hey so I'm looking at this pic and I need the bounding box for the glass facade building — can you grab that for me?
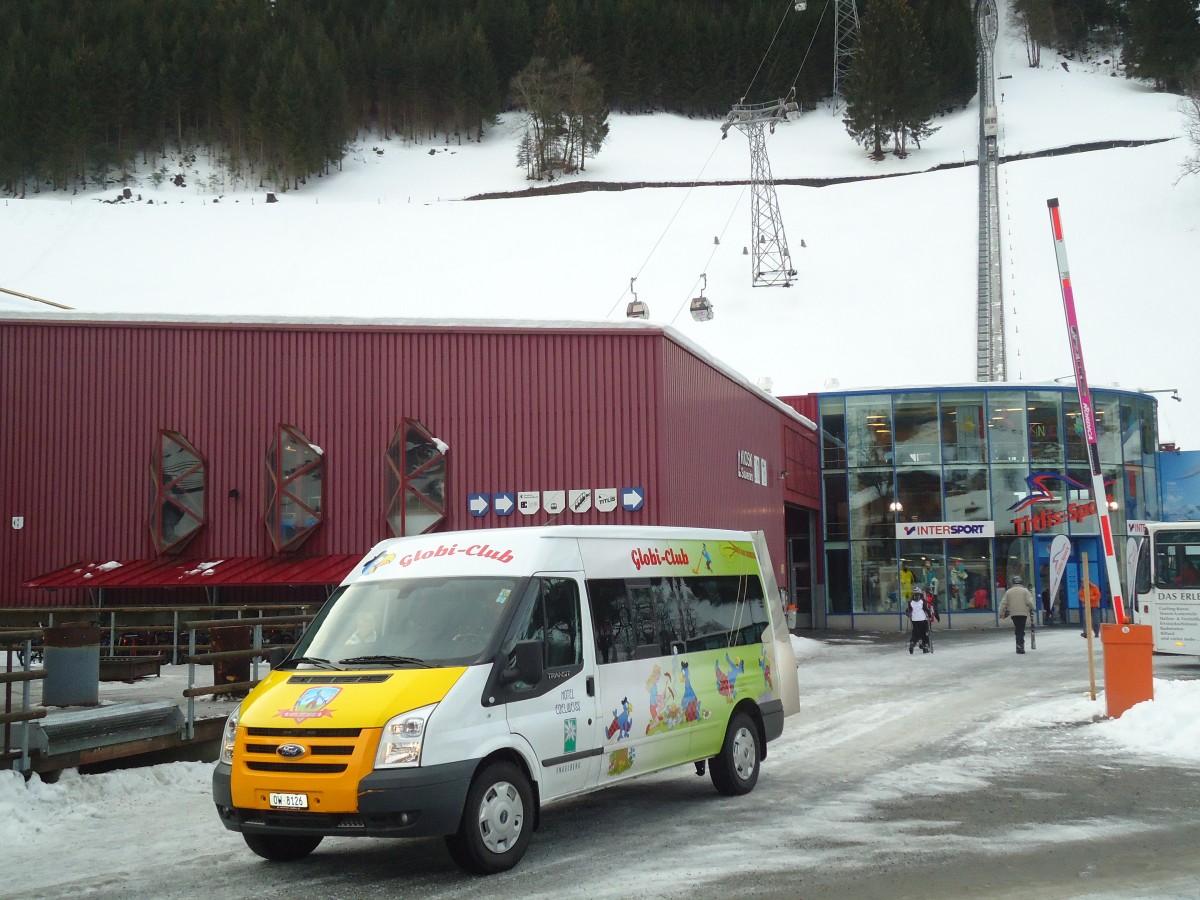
[819,385,1160,629]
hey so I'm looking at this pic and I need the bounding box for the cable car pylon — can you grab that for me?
[721,91,799,288]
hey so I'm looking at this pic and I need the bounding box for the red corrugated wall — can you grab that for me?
[1,318,816,607]
[657,340,800,581]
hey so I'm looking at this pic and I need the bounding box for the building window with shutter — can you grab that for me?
[386,419,446,536]
[150,430,207,554]
[266,424,324,552]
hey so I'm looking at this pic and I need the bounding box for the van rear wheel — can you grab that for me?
[445,761,533,874]
[709,711,760,796]
[243,832,322,861]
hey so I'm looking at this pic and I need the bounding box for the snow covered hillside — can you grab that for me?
[1,1,1197,447]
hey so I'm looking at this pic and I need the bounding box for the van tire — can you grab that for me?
[242,832,322,861]
[709,711,760,796]
[445,761,533,874]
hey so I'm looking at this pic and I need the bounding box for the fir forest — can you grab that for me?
[0,0,1188,194]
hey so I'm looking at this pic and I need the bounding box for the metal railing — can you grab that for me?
[0,604,317,665]
[0,605,318,765]
[180,614,314,739]
[1,629,48,772]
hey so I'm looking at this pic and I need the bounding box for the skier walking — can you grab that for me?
[907,587,936,654]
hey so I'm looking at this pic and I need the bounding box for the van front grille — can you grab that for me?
[246,727,362,738]
[245,761,348,774]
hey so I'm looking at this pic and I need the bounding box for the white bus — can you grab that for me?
[1132,522,1200,654]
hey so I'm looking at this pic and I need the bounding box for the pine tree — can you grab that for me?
[841,0,936,160]
[911,0,976,110]
[1124,0,1200,92]
[889,0,938,156]
[1178,64,1200,180]
[1011,0,1054,67]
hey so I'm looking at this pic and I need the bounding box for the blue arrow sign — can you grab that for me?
[621,486,644,511]
[467,493,490,517]
[494,492,516,516]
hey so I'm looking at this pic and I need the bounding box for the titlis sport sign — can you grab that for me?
[896,521,996,540]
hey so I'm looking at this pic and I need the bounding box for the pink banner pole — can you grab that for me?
[1046,198,1126,625]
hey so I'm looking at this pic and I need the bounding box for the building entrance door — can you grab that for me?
[1034,535,1101,626]
[787,510,815,629]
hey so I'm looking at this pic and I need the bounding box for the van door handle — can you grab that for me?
[586,676,595,696]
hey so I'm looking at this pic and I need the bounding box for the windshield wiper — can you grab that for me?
[280,656,343,670]
[339,654,432,668]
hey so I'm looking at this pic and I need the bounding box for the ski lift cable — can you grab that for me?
[743,0,828,104]
[741,0,797,104]
[609,0,827,321]
[787,0,830,96]
[667,186,749,327]
[605,136,729,319]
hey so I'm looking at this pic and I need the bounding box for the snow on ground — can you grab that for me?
[2,631,1197,894]
[2,0,1199,447]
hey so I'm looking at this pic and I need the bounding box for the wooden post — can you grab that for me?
[1082,553,1097,701]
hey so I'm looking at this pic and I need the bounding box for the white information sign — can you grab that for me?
[568,489,591,514]
[517,491,540,515]
[543,490,566,515]
[896,521,996,540]
[594,488,617,513]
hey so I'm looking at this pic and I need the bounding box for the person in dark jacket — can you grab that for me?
[999,575,1036,654]
[907,587,937,654]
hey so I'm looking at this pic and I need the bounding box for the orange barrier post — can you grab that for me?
[1100,623,1154,718]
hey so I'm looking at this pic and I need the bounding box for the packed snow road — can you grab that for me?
[6,627,1200,899]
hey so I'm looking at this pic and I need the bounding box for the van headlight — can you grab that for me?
[375,704,436,768]
[219,704,241,764]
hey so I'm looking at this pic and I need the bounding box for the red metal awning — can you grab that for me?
[24,555,362,590]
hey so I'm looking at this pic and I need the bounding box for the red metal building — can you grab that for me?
[1,314,820,613]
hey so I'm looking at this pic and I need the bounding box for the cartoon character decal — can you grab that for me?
[644,664,675,735]
[680,660,702,722]
[606,697,634,741]
[759,644,773,691]
[607,746,636,776]
[715,654,745,702]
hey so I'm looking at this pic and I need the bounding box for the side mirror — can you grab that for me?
[501,639,543,686]
[267,646,287,668]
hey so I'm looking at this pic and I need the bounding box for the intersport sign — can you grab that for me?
[895,521,996,540]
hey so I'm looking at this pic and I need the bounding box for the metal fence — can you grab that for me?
[0,605,317,772]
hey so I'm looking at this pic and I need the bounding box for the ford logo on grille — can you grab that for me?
[277,743,307,759]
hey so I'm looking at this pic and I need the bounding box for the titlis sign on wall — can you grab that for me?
[737,449,768,486]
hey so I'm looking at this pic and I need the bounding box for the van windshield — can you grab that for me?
[289,576,522,668]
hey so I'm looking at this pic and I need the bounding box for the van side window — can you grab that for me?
[510,577,582,669]
[585,575,768,664]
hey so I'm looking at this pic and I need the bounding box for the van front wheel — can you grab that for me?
[709,711,760,796]
[243,832,322,861]
[445,761,533,874]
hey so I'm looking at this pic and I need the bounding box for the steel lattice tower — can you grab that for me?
[832,0,862,111]
[975,0,1005,380]
[721,97,799,287]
